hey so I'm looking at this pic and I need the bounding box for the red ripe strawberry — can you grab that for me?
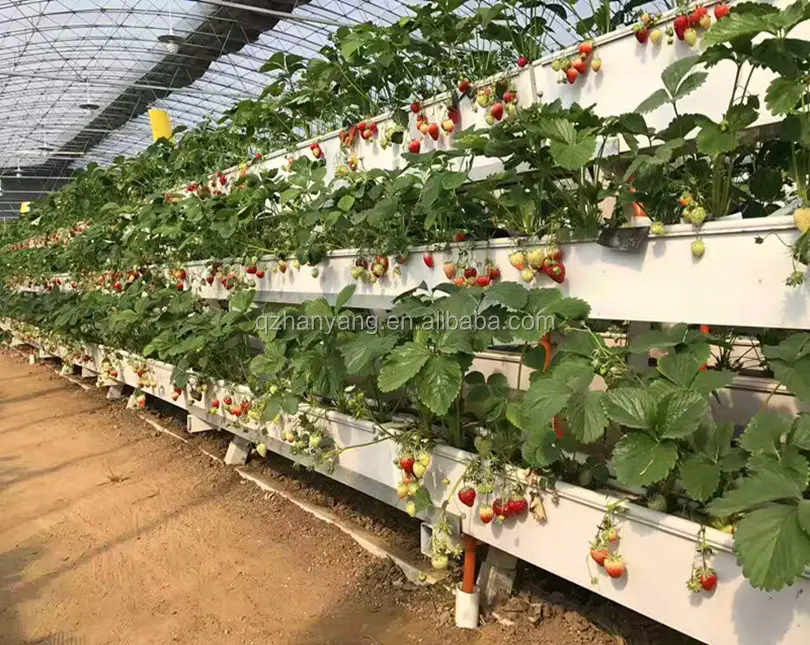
[219,176,227,186]
[507,497,528,516]
[548,247,564,261]
[503,91,515,104]
[454,232,467,242]
[358,121,367,131]
[490,102,504,121]
[443,263,457,280]
[176,282,184,291]
[255,152,262,159]
[674,14,689,38]
[400,456,415,475]
[109,370,118,378]
[579,41,594,56]
[458,79,470,93]
[458,487,476,507]
[635,26,649,43]
[177,269,187,280]
[246,265,257,275]
[699,569,718,592]
[369,122,378,134]
[211,399,220,408]
[423,253,434,268]
[573,58,587,75]
[463,267,477,279]
[255,270,265,279]
[224,396,233,406]
[517,56,529,68]
[479,505,495,524]
[548,263,566,284]
[428,123,440,140]
[408,140,421,154]
[590,546,610,567]
[476,275,491,288]
[604,555,626,579]
[714,3,730,19]
[205,275,214,285]
[488,266,501,280]
[492,498,511,520]
[113,281,123,292]
[566,67,579,84]
[231,407,242,417]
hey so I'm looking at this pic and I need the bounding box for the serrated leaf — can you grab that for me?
[628,324,688,354]
[659,389,709,439]
[657,352,701,387]
[602,388,655,429]
[791,415,810,450]
[747,450,809,490]
[416,355,463,415]
[692,369,734,394]
[680,455,721,502]
[549,296,591,320]
[732,504,810,591]
[480,281,528,312]
[636,88,670,115]
[612,433,678,487]
[334,284,356,311]
[566,390,607,444]
[549,137,597,170]
[674,72,707,101]
[770,356,810,402]
[697,122,739,156]
[340,333,399,375]
[436,329,474,354]
[708,469,803,516]
[703,12,779,47]
[521,377,571,431]
[662,56,701,96]
[799,500,810,537]
[740,412,791,454]
[441,171,468,190]
[250,341,287,375]
[377,342,432,392]
[522,428,562,468]
[337,194,355,212]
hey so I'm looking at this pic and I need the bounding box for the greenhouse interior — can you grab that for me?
[2,1,810,644]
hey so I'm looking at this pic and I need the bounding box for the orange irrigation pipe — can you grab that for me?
[462,534,477,593]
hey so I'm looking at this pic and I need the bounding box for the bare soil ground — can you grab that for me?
[0,350,694,645]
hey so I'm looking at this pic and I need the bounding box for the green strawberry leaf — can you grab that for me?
[732,504,810,591]
[708,468,803,516]
[377,342,432,392]
[657,352,701,387]
[415,355,463,415]
[692,369,734,395]
[739,412,791,454]
[602,387,655,429]
[612,433,678,487]
[658,389,708,439]
[679,455,721,502]
[565,389,608,444]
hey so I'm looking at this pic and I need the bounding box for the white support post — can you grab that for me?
[106,383,124,400]
[187,414,216,434]
[224,435,251,465]
[476,546,518,612]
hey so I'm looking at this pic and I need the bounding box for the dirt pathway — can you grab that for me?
[0,351,688,645]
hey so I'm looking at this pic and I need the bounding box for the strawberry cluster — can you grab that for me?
[509,246,566,284]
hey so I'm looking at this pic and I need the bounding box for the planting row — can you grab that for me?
[4,307,810,645]
[4,1,810,299]
[3,279,810,597]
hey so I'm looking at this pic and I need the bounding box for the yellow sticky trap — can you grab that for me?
[148,109,173,142]
[20,201,30,215]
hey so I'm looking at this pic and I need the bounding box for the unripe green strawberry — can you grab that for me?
[405,501,417,517]
[431,554,449,569]
[647,493,668,513]
[688,206,707,225]
[684,28,698,47]
[650,221,665,235]
[691,239,705,259]
[520,268,536,283]
[794,207,810,233]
